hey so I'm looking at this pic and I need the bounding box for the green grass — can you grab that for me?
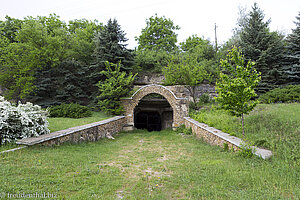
[47,111,111,132]
[191,103,300,167]
[0,143,19,152]
[1,129,299,199]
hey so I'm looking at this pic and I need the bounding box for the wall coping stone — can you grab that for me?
[184,117,273,160]
[16,116,125,146]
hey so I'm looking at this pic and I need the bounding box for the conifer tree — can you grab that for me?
[91,18,133,72]
[239,3,285,93]
[284,12,300,85]
[88,19,134,100]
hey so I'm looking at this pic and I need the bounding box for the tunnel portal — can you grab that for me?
[134,94,173,131]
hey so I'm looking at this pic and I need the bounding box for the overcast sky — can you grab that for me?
[1,0,299,49]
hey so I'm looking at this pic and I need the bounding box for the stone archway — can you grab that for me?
[121,84,189,131]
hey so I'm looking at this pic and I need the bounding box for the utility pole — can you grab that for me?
[214,23,218,52]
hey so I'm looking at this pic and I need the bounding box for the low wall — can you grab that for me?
[17,116,126,146]
[184,117,272,159]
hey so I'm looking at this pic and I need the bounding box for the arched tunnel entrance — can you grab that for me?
[134,93,173,131]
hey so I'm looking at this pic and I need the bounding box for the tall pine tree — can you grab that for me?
[239,3,285,93]
[91,18,133,71]
[88,19,134,100]
[284,12,300,85]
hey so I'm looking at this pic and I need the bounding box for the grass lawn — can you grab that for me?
[47,111,111,132]
[191,103,300,166]
[1,128,299,199]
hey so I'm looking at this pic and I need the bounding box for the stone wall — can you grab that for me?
[121,84,189,130]
[184,117,240,151]
[17,116,126,146]
[134,73,165,85]
[184,117,273,159]
[133,73,216,100]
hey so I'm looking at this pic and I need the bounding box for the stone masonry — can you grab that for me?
[17,116,126,146]
[184,117,273,159]
[121,84,189,130]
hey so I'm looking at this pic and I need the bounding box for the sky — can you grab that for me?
[1,0,299,49]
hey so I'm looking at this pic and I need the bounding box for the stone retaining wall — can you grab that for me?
[184,117,272,159]
[17,116,126,146]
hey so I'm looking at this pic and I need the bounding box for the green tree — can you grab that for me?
[136,14,180,52]
[238,3,285,93]
[180,35,219,81]
[89,18,134,100]
[0,42,43,101]
[91,18,133,70]
[284,11,300,85]
[0,16,23,43]
[68,19,103,65]
[97,62,136,115]
[163,54,208,104]
[134,49,171,72]
[215,47,261,136]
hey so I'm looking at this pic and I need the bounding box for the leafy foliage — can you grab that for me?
[48,103,92,118]
[134,49,171,72]
[176,124,193,135]
[97,62,136,115]
[259,85,300,103]
[238,142,255,158]
[0,14,103,105]
[136,14,180,52]
[163,54,209,104]
[0,96,49,145]
[215,46,261,136]
[180,35,219,81]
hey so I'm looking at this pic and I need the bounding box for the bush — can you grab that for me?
[176,124,193,135]
[259,85,300,103]
[189,93,212,110]
[48,103,92,118]
[238,142,255,158]
[0,96,49,145]
[199,93,211,104]
[97,62,136,115]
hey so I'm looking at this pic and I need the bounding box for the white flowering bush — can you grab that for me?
[0,96,50,145]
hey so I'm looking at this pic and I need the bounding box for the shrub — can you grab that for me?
[176,124,193,135]
[0,96,49,145]
[48,103,92,118]
[97,62,136,115]
[199,93,211,104]
[238,142,255,158]
[259,85,300,103]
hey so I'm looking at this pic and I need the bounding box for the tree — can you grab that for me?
[0,16,23,43]
[97,62,136,115]
[163,54,208,104]
[284,11,300,85]
[89,18,134,100]
[134,48,171,72]
[238,3,285,93]
[91,18,133,70]
[68,19,103,66]
[180,35,219,81]
[0,15,70,101]
[215,47,261,136]
[136,14,180,52]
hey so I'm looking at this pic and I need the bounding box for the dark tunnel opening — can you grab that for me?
[134,93,173,132]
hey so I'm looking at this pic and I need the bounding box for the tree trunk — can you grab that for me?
[241,114,245,137]
[186,86,198,109]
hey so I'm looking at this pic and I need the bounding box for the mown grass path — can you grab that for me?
[1,129,299,199]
